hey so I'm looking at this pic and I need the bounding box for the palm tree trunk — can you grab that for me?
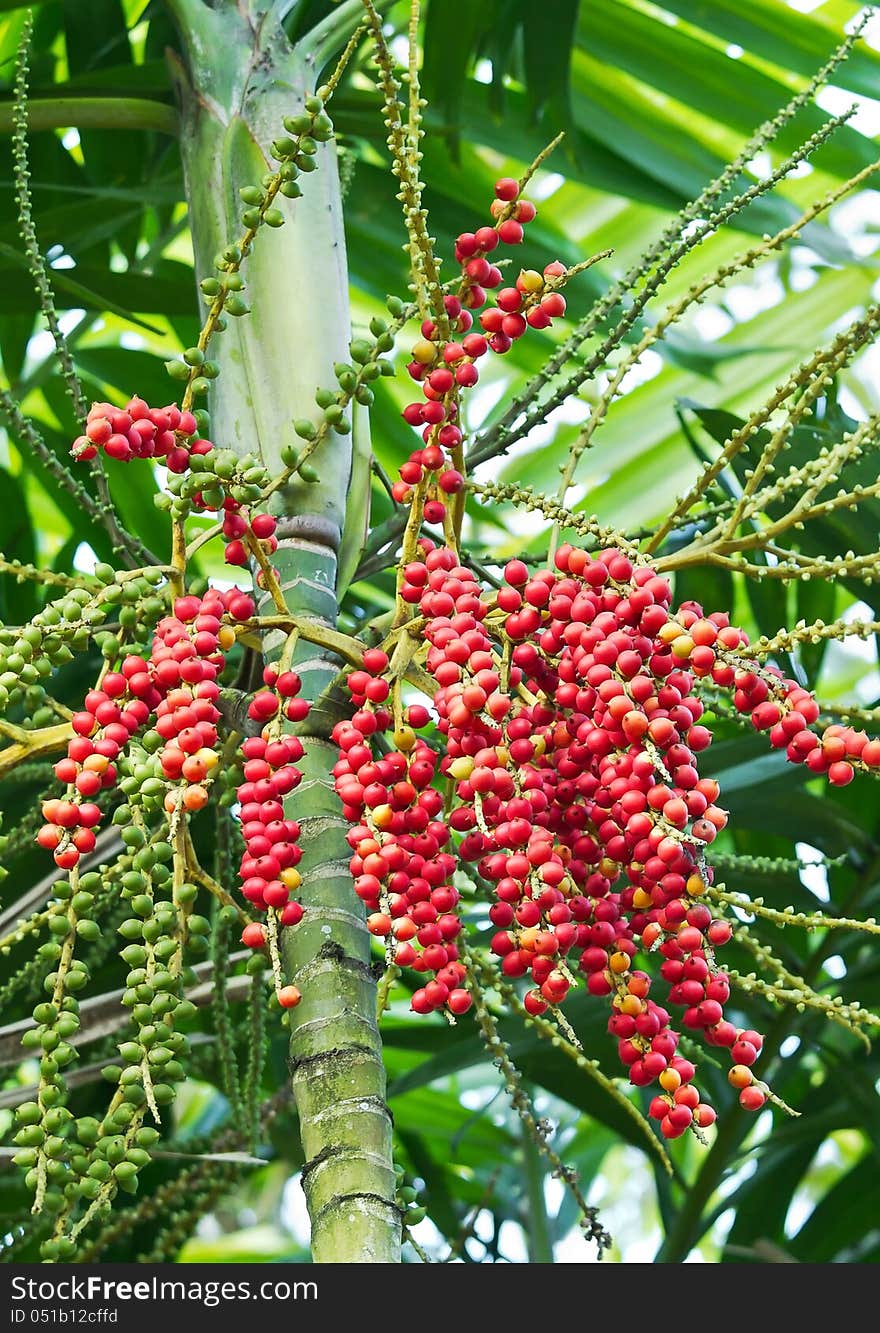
[168,0,400,1264]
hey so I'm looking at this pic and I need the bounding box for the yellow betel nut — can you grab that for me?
[411,338,437,364]
[659,1067,681,1093]
[518,268,544,293]
[280,868,302,891]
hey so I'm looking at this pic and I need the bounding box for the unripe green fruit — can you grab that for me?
[121,945,147,968]
[239,185,264,205]
[76,1117,100,1146]
[15,1101,41,1125]
[43,1107,72,1133]
[14,1126,44,1148]
[283,112,310,135]
[76,920,101,942]
[102,1064,123,1084]
[118,1042,142,1063]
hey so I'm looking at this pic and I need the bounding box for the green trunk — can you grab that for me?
[169,0,400,1264]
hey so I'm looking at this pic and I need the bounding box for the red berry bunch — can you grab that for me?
[392,179,567,528]
[332,646,470,1018]
[670,604,880,784]
[38,589,254,868]
[237,669,310,965]
[73,396,280,574]
[153,589,251,814]
[73,397,206,473]
[349,533,863,1134]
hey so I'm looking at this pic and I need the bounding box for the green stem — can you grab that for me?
[0,98,178,137]
[172,0,399,1264]
[520,1100,554,1263]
